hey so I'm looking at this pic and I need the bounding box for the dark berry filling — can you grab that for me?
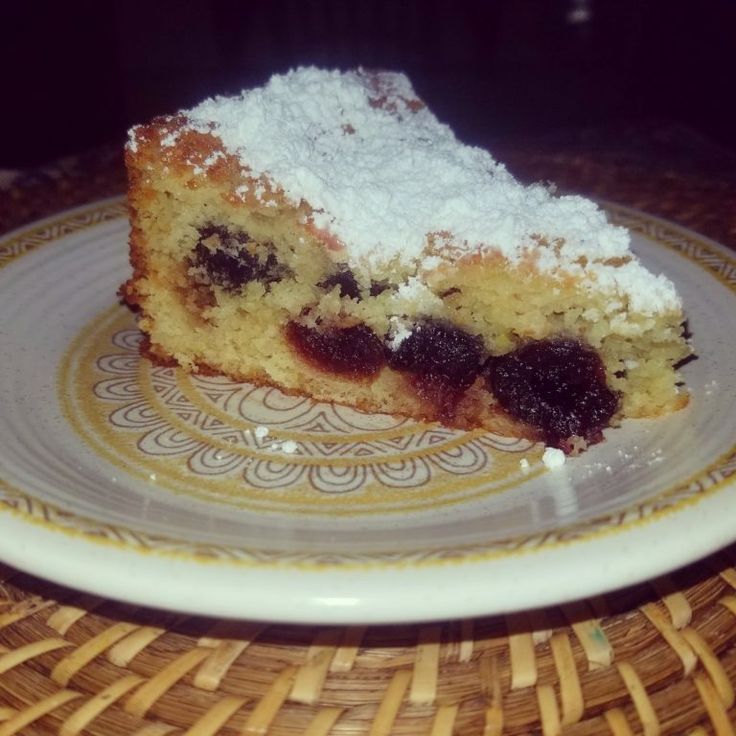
[485,338,619,451]
[190,224,290,291]
[317,267,392,301]
[387,319,484,420]
[369,280,391,296]
[285,321,385,379]
[318,267,362,300]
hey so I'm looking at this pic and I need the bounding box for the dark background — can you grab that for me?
[2,0,735,168]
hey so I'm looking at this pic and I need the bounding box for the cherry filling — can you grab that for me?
[387,320,484,420]
[285,322,385,379]
[190,224,289,291]
[317,266,393,301]
[318,267,361,300]
[285,316,616,446]
[485,338,619,450]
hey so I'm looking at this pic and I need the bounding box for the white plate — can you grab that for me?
[1,198,735,624]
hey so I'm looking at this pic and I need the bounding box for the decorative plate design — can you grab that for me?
[63,309,533,515]
[0,198,735,623]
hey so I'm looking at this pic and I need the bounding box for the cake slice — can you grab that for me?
[123,67,691,452]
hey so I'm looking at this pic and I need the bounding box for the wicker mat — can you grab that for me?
[1,132,735,735]
[1,551,736,735]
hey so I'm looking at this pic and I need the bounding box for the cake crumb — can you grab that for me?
[542,447,566,469]
[270,439,298,454]
[254,426,270,440]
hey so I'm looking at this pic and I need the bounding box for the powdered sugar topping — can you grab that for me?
[162,67,679,314]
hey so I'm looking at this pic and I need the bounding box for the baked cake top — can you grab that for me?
[128,67,680,315]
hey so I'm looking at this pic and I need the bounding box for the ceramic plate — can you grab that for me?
[1,198,735,624]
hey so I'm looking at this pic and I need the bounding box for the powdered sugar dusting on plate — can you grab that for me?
[153,67,680,314]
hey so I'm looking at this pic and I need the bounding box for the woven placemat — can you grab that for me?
[1,131,735,735]
[1,551,736,735]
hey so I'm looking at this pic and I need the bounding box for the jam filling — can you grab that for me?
[285,315,617,446]
[190,224,290,291]
[285,321,385,379]
[318,267,361,300]
[485,338,619,451]
[386,319,484,420]
[318,266,393,301]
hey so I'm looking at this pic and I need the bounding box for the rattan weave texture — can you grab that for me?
[1,553,736,735]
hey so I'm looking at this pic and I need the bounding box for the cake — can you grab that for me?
[123,67,691,453]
